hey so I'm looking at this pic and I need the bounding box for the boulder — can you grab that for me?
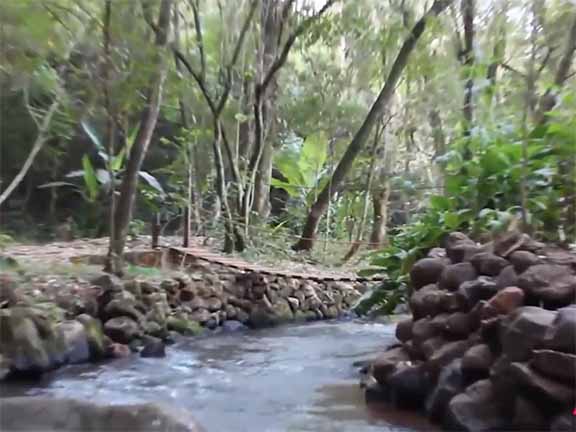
[429,313,450,331]
[532,349,576,384]
[0,307,67,375]
[543,305,576,353]
[511,395,547,431]
[58,320,90,364]
[447,380,509,432]
[445,312,475,337]
[470,252,510,276]
[421,336,447,360]
[0,397,202,431]
[412,318,438,348]
[76,314,106,359]
[427,340,471,372]
[140,337,166,358]
[509,250,540,274]
[103,298,143,323]
[426,359,467,421]
[445,232,480,263]
[166,315,203,336]
[103,317,141,344]
[495,265,519,291]
[517,264,576,307]
[500,306,557,362]
[190,309,211,324]
[108,343,131,358]
[179,289,195,302]
[371,346,410,385]
[410,258,447,290]
[221,320,248,332]
[395,319,413,342]
[206,297,223,312]
[461,344,493,377]
[386,363,431,410]
[439,263,478,291]
[509,362,575,406]
[487,286,525,314]
[440,292,468,313]
[458,277,497,307]
[410,285,444,318]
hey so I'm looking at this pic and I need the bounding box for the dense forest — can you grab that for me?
[1,0,575,277]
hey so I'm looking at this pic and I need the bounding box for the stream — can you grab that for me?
[1,320,436,432]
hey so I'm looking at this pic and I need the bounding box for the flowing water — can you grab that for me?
[2,320,436,432]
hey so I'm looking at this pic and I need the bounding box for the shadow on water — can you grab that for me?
[1,320,437,432]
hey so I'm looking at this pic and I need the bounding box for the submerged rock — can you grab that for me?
[0,397,203,431]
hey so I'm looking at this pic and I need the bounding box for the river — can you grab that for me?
[1,320,436,432]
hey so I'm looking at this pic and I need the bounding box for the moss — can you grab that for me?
[166,316,203,336]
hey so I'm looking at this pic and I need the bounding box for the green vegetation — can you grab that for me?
[1,0,574,300]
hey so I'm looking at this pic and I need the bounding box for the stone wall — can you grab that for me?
[363,231,576,432]
[1,254,366,380]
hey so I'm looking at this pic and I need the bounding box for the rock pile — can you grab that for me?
[1,261,364,380]
[364,232,576,431]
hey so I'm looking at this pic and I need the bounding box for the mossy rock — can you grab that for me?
[166,316,203,336]
[76,314,106,359]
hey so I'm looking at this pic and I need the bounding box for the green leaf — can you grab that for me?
[430,195,452,211]
[82,155,99,202]
[443,212,460,230]
[111,148,126,172]
[299,132,328,187]
[81,121,103,151]
[138,171,165,197]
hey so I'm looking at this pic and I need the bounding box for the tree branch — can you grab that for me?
[259,0,337,96]
[215,0,259,115]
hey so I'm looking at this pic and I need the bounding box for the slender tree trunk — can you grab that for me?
[461,0,475,152]
[369,182,391,249]
[252,0,281,218]
[108,0,173,274]
[293,0,453,251]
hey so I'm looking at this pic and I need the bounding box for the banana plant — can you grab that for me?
[39,120,165,202]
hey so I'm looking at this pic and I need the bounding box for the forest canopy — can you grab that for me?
[1,0,575,276]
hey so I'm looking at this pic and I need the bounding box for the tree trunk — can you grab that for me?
[369,182,391,249]
[252,0,281,218]
[107,0,173,274]
[461,0,475,148]
[293,0,453,251]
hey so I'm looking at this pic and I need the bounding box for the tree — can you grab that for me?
[106,0,173,274]
[293,0,454,251]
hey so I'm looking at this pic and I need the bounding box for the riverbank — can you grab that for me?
[363,231,575,431]
[0,241,366,381]
[2,320,435,432]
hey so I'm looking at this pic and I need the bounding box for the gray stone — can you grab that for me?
[371,346,410,385]
[495,265,519,290]
[140,337,166,358]
[509,250,540,273]
[103,317,141,344]
[500,306,557,362]
[517,264,576,307]
[447,380,509,432]
[532,349,576,384]
[470,252,510,276]
[410,258,447,290]
[543,304,576,353]
[461,344,493,377]
[395,319,413,342]
[0,397,203,431]
[58,320,90,364]
[440,263,478,291]
[426,359,466,421]
[458,276,497,306]
[509,362,575,406]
